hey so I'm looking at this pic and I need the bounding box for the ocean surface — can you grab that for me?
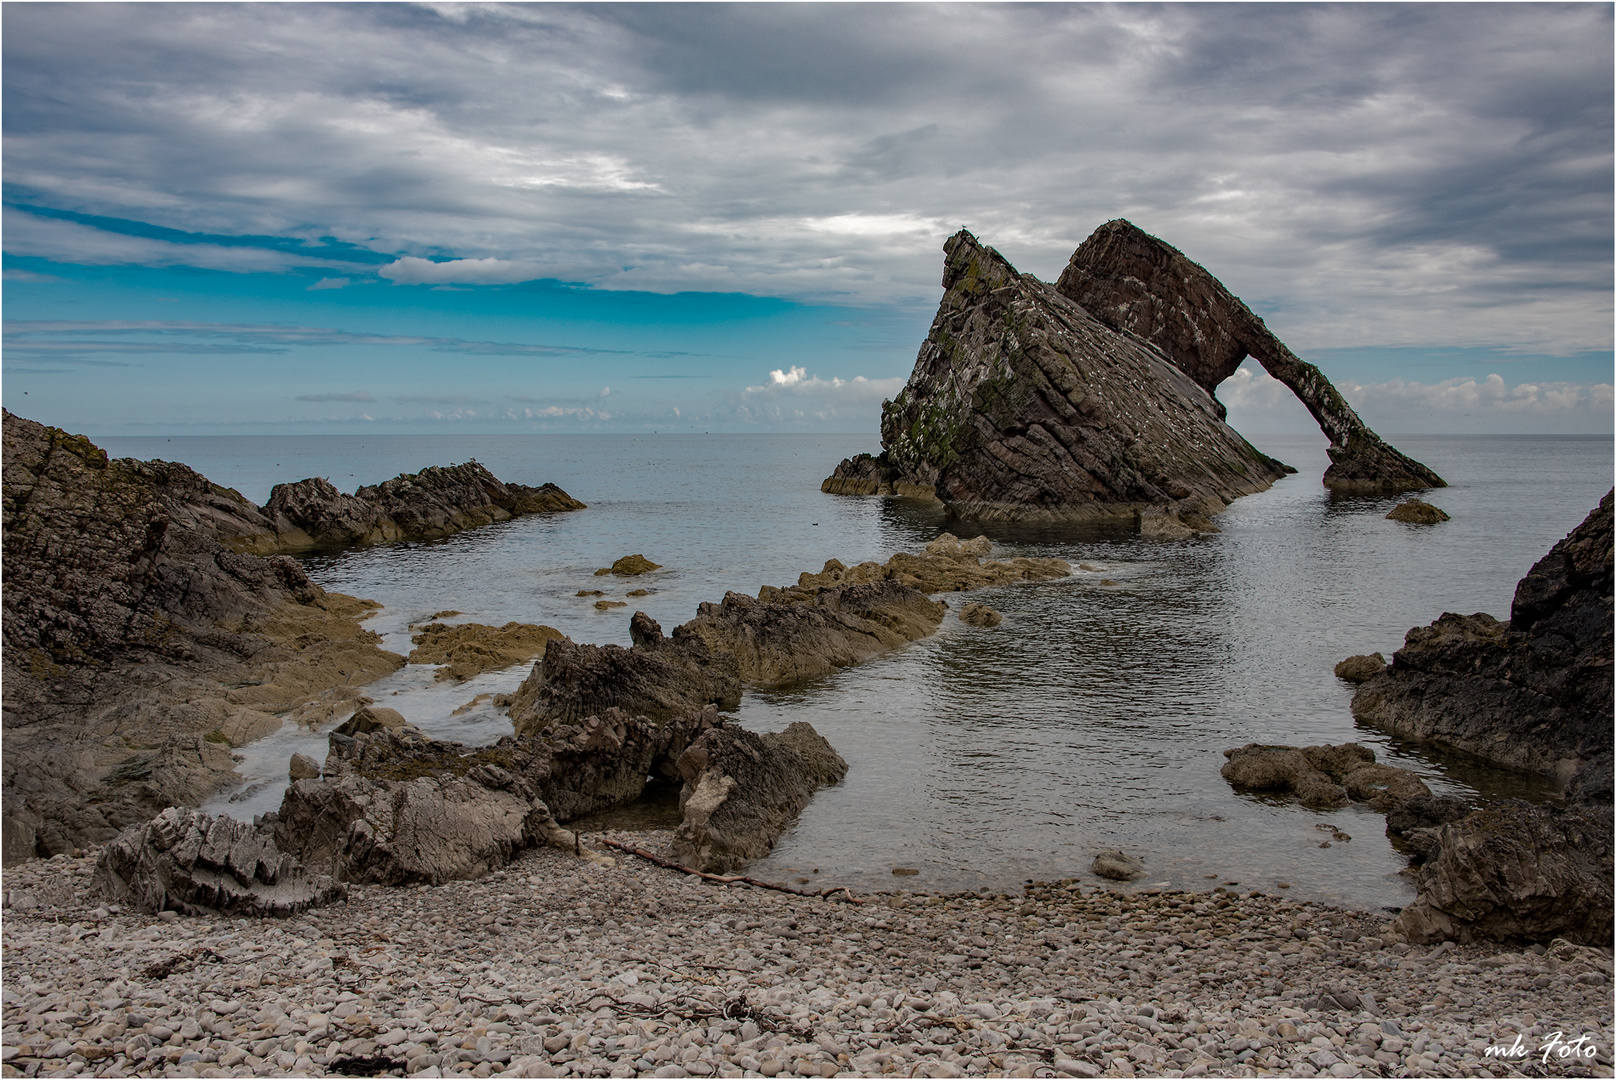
[99,431,1613,912]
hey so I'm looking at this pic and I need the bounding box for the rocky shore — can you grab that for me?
[5,841,1612,1080]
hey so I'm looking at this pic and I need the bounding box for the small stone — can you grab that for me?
[288,753,321,780]
[1386,500,1449,524]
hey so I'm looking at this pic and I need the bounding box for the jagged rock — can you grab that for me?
[1333,653,1386,682]
[1385,795,1475,864]
[287,754,321,781]
[1352,492,1613,785]
[279,705,829,882]
[1220,742,1428,812]
[1392,801,1614,946]
[825,231,1293,527]
[263,463,583,551]
[679,580,946,687]
[1055,219,1444,494]
[507,613,741,734]
[1,412,404,864]
[95,806,345,916]
[959,603,1003,628]
[820,453,937,499]
[1091,851,1145,881]
[593,554,661,576]
[1387,500,1450,524]
[407,621,564,681]
[664,721,848,874]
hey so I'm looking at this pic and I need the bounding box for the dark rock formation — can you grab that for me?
[820,453,937,499]
[1351,491,1613,785]
[1385,794,1475,864]
[507,613,742,735]
[665,721,848,874]
[278,706,837,882]
[1220,742,1429,811]
[827,231,1293,528]
[1392,801,1613,946]
[1055,219,1445,494]
[2,411,404,865]
[264,463,584,551]
[680,580,946,687]
[1387,500,1450,524]
[95,806,346,916]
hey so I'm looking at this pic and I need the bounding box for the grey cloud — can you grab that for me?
[2,3,1609,350]
[296,391,374,403]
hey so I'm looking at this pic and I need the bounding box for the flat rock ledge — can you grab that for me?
[94,807,345,918]
[7,843,1613,1080]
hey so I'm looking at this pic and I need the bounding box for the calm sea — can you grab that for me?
[98,431,1614,911]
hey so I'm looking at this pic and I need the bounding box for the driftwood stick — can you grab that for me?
[597,837,863,904]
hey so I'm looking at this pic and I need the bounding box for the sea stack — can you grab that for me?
[1056,219,1445,493]
[825,230,1293,532]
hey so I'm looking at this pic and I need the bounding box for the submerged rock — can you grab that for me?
[407,620,563,681]
[825,230,1293,527]
[264,463,583,551]
[1091,850,1145,881]
[1,411,404,866]
[594,554,662,576]
[959,602,1003,627]
[95,806,345,916]
[1386,499,1450,524]
[507,612,742,733]
[1351,491,1613,785]
[1056,219,1444,494]
[665,721,849,874]
[1220,742,1428,812]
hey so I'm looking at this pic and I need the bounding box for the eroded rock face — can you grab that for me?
[1055,219,1445,494]
[664,722,848,874]
[828,231,1292,527]
[95,806,345,916]
[507,613,742,734]
[1392,801,1614,946]
[264,463,584,551]
[1351,492,1613,785]
[1,412,404,865]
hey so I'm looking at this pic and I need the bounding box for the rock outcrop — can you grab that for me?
[277,705,839,882]
[1386,500,1450,524]
[95,806,346,916]
[264,464,584,551]
[407,621,564,681]
[1392,801,1613,946]
[825,231,1294,528]
[1220,742,1430,812]
[1351,491,1613,785]
[1055,219,1445,494]
[665,721,849,874]
[1333,653,1386,683]
[507,613,742,735]
[1,412,405,865]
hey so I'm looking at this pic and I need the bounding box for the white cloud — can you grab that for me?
[307,277,349,290]
[377,256,546,285]
[730,365,906,426]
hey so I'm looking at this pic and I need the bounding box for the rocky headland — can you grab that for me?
[0,412,585,866]
[823,231,1293,533]
[1341,493,1614,946]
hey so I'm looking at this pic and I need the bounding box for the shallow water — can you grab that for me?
[102,430,1610,910]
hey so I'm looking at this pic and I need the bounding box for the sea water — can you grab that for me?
[98,431,1613,911]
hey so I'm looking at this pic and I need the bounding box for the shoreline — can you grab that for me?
[4,833,1611,1080]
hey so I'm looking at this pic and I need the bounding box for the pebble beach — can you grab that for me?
[4,834,1611,1080]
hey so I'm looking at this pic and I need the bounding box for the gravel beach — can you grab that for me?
[4,834,1611,1079]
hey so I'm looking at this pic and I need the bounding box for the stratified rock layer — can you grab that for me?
[1,412,404,865]
[95,806,346,916]
[1351,492,1613,785]
[1056,219,1445,493]
[264,463,584,551]
[829,231,1292,527]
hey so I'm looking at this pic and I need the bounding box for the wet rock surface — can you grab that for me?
[94,807,345,918]
[408,622,564,682]
[1351,491,1613,783]
[1332,653,1385,683]
[7,844,1613,1079]
[958,604,1002,628]
[1220,743,1427,812]
[264,465,583,552]
[1386,500,1450,525]
[825,230,1293,527]
[1056,219,1445,495]
[1,412,404,866]
[507,614,742,733]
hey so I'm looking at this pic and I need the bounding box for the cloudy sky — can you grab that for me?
[4,2,1611,436]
